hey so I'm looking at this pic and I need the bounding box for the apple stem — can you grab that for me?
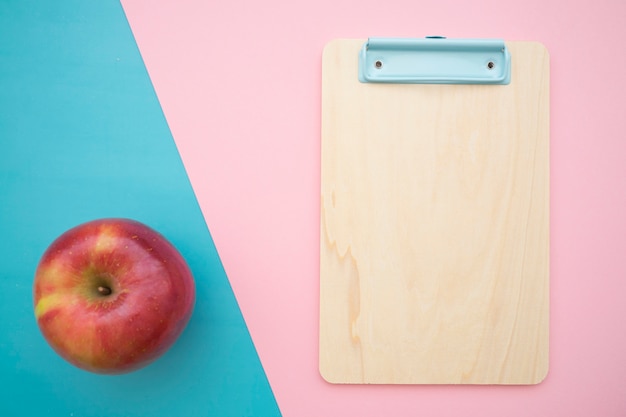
[97,286,112,296]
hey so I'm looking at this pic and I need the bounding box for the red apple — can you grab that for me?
[33,218,195,374]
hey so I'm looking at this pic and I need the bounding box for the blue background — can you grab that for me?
[0,1,280,416]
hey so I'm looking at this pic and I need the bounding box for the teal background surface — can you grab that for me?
[0,1,280,416]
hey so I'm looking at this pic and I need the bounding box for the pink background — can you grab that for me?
[119,1,626,416]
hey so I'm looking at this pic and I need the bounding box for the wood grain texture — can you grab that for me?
[319,40,549,384]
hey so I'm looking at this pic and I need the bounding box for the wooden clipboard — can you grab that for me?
[319,38,549,384]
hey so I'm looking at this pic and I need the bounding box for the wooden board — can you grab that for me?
[319,39,549,384]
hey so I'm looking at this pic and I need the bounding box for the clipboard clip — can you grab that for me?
[359,37,511,85]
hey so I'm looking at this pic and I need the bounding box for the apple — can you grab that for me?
[33,218,195,374]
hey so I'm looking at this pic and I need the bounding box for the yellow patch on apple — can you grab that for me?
[34,293,69,319]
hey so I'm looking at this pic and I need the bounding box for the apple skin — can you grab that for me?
[33,218,195,374]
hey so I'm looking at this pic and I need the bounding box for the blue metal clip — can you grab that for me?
[359,37,511,84]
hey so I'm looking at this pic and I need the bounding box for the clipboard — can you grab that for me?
[319,37,549,385]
